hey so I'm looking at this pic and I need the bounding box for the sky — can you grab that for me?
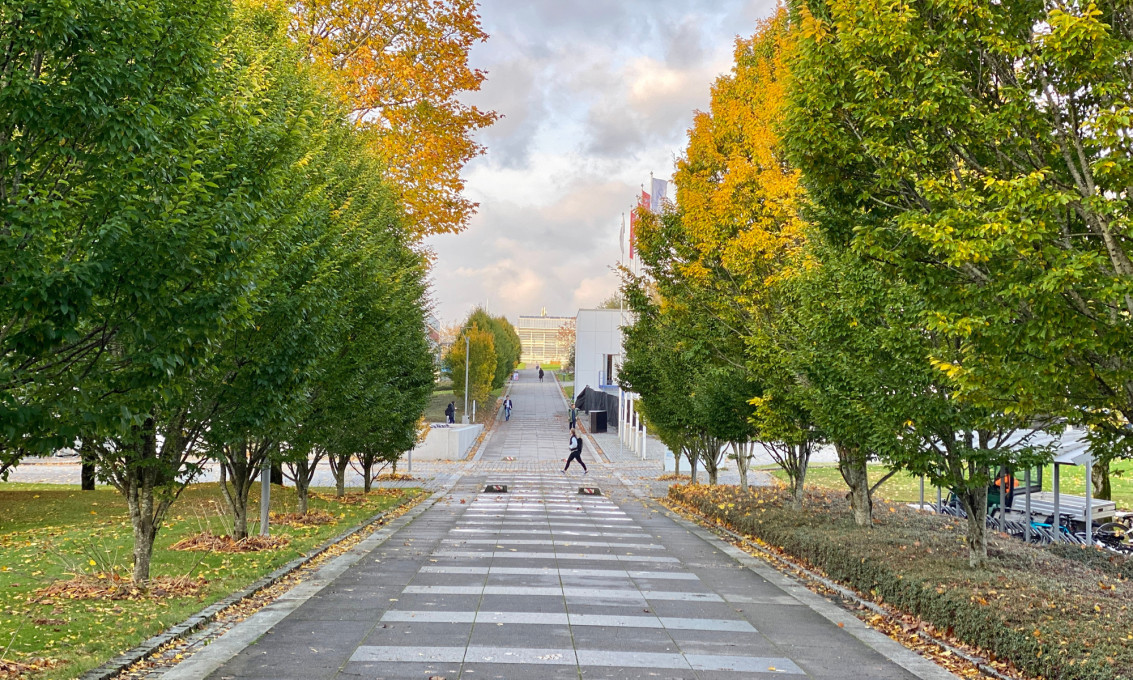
[425,0,779,325]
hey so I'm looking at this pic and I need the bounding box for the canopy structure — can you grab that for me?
[1006,428,1112,545]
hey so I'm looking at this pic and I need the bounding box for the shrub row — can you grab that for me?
[668,484,1131,680]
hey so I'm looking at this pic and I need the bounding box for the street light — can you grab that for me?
[462,334,470,424]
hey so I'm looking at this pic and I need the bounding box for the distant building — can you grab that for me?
[574,308,626,392]
[517,309,574,365]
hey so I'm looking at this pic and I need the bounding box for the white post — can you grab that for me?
[626,400,634,450]
[636,419,643,454]
[618,388,624,460]
[462,335,470,424]
[642,424,647,460]
[1084,458,1093,547]
[472,400,476,422]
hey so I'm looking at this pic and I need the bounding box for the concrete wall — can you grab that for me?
[575,308,625,394]
[410,423,483,461]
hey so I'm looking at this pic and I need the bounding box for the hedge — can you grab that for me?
[668,484,1131,680]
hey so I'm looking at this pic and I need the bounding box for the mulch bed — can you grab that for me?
[667,484,1132,680]
[32,573,207,603]
[169,532,289,553]
[0,658,63,679]
[270,510,336,527]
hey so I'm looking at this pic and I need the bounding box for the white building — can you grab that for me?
[574,308,626,393]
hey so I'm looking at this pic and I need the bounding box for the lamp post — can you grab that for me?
[462,334,470,424]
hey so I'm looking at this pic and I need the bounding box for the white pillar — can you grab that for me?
[641,424,648,460]
[627,400,636,450]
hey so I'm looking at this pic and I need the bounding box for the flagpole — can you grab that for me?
[618,214,624,464]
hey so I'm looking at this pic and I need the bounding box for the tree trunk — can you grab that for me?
[363,457,374,493]
[687,447,698,484]
[734,442,750,492]
[674,451,680,475]
[80,440,97,491]
[293,459,311,515]
[128,495,157,583]
[217,444,259,541]
[790,445,808,510]
[123,424,162,583]
[1092,458,1111,501]
[836,444,872,527]
[957,487,989,569]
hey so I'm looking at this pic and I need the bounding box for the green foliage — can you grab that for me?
[671,484,1132,680]
[460,308,521,389]
[786,0,1133,474]
[444,325,496,407]
[0,0,435,577]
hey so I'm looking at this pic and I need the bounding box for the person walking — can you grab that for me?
[568,405,577,429]
[445,401,455,424]
[503,396,513,421]
[563,428,587,474]
[538,367,545,382]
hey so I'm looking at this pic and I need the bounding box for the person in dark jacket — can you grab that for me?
[538,367,545,382]
[563,428,587,474]
[445,402,455,424]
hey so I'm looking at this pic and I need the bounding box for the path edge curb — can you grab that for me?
[79,489,434,680]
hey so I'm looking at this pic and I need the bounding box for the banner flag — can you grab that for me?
[629,210,636,260]
[619,214,625,261]
[650,178,667,212]
[630,189,649,260]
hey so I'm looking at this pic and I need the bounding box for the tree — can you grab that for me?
[461,308,521,389]
[445,325,496,411]
[786,0,1133,499]
[290,0,499,236]
[0,0,234,478]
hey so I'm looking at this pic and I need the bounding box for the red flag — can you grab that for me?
[630,189,650,260]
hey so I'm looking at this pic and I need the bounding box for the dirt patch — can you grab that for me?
[169,532,289,553]
[33,574,207,602]
[0,658,63,678]
[270,510,336,527]
[376,472,417,481]
[312,489,405,505]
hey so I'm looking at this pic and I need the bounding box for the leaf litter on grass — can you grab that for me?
[169,532,289,553]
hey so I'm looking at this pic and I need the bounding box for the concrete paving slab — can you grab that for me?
[144,368,961,680]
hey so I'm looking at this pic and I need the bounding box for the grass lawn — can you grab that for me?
[767,460,1133,510]
[424,387,503,424]
[0,482,418,679]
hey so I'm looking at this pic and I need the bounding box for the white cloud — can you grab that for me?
[430,0,780,325]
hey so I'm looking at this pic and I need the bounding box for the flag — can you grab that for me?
[650,178,667,212]
[629,211,636,260]
[630,189,649,260]
[619,214,625,261]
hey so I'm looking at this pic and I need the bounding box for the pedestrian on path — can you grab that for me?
[568,405,577,429]
[503,396,513,421]
[563,428,587,474]
[538,367,545,382]
[445,401,455,424]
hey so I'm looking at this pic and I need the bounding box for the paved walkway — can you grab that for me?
[143,369,960,680]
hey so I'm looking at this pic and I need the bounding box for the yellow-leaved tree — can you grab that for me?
[291,0,499,237]
[673,5,804,321]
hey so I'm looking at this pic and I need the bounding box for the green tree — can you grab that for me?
[461,308,521,389]
[444,325,496,415]
[786,0,1133,499]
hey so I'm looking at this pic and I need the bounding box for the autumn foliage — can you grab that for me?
[292,0,499,237]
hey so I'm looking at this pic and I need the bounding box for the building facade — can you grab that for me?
[574,308,626,392]
[517,311,575,365]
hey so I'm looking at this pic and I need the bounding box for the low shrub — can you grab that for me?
[668,484,1131,680]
